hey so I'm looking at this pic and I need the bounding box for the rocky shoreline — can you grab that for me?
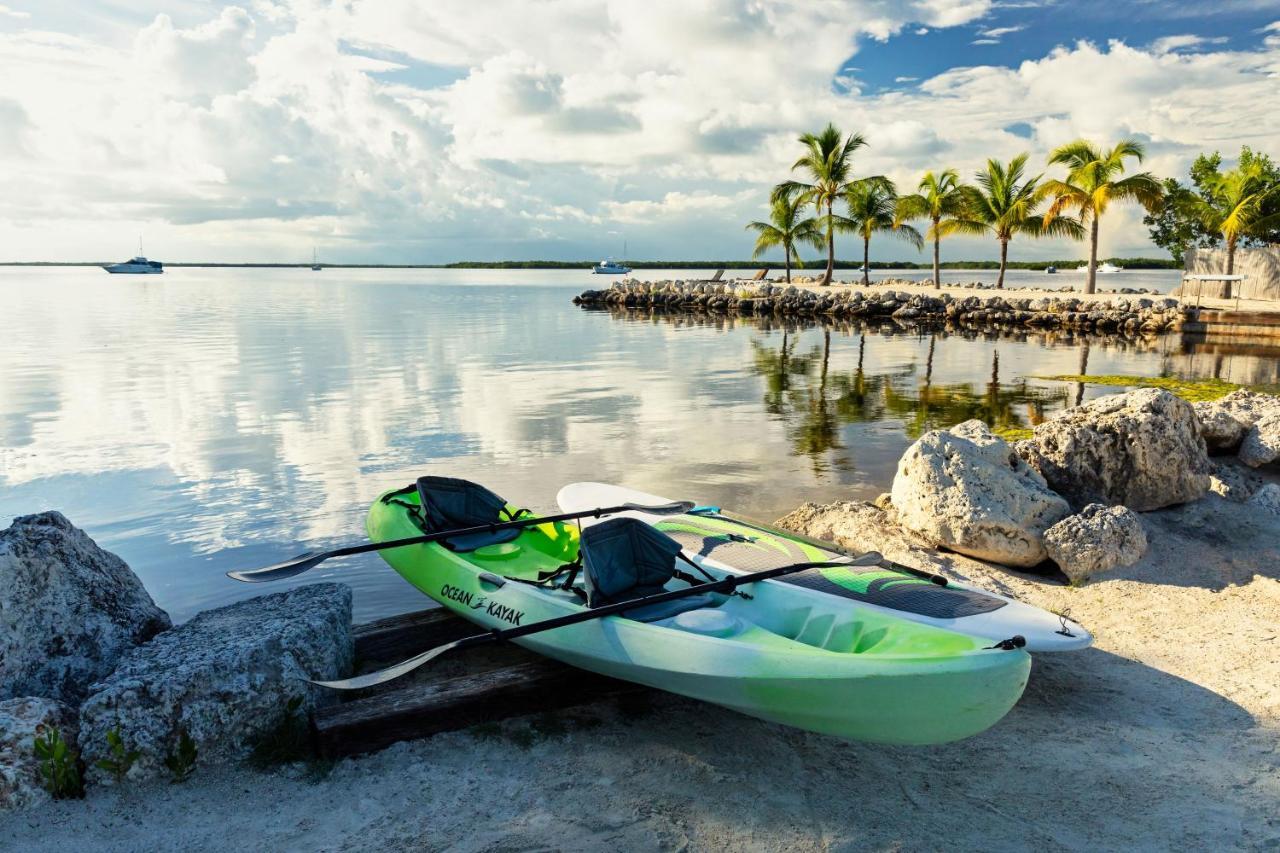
[781,387,1279,584]
[575,278,1189,337]
[1,388,1279,849]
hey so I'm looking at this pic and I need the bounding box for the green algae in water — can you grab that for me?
[991,425,1034,442]
[1034,375,1280,404]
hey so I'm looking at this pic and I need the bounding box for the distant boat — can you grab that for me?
[592,258,631,275]
[311,248,322,271]
[103,255,163,274]
[1078,262,1122,274]
[1045,265,1058,274]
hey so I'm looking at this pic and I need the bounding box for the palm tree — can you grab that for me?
[745,196,823,283]
[959,154,1084,288]
[772,124,869,285]
[1176,162,1280,274]
[1042,139,1164,294]
[846,178,923,285]
[895,169,975,288]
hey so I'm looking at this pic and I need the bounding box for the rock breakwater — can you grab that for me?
[574,278,1189,336]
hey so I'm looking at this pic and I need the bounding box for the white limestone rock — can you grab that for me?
[1193,390,1280,454]
[1238,412,1280,468]
[78,583,353,783]
[1016,389,1211,512]
[0,511,171,704]
[890,420,1071,567]
[1208,459,1263,502]
[0,697,78,811]
[1248,483,1280,516]
[1043,504,1148,585]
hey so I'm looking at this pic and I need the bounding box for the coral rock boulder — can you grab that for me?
[1043,504,1148,585]
[0,696,79,811]
[0,511,171,704]
[1016,389,1211,512]
[890,420,1071,567]
[78,583,353,783]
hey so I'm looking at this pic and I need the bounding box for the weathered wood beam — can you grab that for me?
[353,607,471,662]
[312,658,645,758]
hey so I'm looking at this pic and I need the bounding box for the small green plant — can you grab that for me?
[32,725,84,799]
[247,695,313,769]
[163,729,198,783]
[94,728,141,784]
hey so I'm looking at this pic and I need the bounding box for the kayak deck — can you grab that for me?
[366,486,1031,744]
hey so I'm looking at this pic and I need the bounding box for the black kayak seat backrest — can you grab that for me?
[581,517,685,608]
[415,476,522,552]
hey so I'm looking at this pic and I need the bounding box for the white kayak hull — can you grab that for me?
[557,482,1092,652]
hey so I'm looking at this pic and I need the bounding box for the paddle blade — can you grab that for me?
[309,641,461,690]
[622,500,695,515]
[226,551,328,583]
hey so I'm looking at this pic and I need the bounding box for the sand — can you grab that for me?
[2,494,1278,852]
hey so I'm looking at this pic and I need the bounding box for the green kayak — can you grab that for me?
[367,478,1031,745]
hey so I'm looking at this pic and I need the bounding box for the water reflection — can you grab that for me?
[747,325,1070,473]
[0,268,1275,622]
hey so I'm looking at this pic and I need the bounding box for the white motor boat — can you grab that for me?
[1077,262,1122,274]
[102,256,163,274]
[592,258,632,275]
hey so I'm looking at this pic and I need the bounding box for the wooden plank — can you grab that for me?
[353,608,471,662]
[313,659,646,758]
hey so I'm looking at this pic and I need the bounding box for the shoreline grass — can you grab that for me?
[1033,374,1280,403]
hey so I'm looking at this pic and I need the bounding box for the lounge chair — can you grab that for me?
[750,268,769,281]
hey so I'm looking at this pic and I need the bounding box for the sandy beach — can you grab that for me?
[3,491,1277,852]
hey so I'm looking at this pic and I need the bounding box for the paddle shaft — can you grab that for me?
[228,499,692,581]
[313,503,684,562]
[468,558,865,647]
[310,553,881,690]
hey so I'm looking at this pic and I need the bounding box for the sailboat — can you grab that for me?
[311,248,322,271]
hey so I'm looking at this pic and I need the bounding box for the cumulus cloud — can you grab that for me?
[0,2,1277,263]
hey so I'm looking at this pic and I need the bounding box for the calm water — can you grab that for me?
[2,266,1275,622]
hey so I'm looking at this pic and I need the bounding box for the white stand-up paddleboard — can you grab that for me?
[557,482,1092,652]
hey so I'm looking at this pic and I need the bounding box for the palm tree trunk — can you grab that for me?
[862,234,870,286]
[932,217,941,289]
[996,239,1008,288]
[825,200,835,285]
[1227,236,1236,275]
[1085,215,1099,295]
[784,244,792,283]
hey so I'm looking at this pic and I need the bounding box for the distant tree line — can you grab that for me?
[750,125,1278,292]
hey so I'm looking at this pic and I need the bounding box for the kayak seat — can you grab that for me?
[624,594,721,624]
[414,475,528,553]
[581,518,720,622]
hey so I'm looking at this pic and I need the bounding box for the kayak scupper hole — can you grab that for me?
[794,613,836,649]
[853,627,889,654]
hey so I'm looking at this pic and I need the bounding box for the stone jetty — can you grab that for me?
[575,278,1188,336]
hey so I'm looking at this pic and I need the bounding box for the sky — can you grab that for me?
[1,1,1278,264]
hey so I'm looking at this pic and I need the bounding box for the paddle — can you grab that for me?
[689,506,950,587]
[310,549,885,691]
[226,500,695,583]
